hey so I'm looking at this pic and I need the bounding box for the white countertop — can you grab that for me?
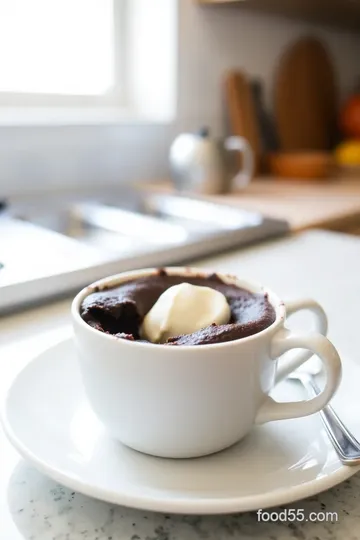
[1,230,360,540]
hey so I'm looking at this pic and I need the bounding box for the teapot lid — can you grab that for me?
[198,126,210,138]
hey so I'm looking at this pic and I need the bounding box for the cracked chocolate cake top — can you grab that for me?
[80,271,276,346]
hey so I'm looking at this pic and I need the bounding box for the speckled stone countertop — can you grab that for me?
[5,465,360,540]
[1,231,360,540]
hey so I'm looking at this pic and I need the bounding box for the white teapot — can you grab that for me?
[169,127,254,195]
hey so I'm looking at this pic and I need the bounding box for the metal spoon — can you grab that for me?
[288,362,360,465]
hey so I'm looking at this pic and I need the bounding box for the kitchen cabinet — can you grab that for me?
[198,0,360,32]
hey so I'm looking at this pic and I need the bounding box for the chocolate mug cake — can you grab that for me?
[73,266,341,458]
[80,270,276,346]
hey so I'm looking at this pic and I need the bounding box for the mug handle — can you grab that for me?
[275,299,328,384]
[224,136,254,189]
[255,302,341,424]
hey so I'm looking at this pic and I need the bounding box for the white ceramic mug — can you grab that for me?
[72,267,342,459]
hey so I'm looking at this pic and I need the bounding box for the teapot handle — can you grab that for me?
[224,136,254,189]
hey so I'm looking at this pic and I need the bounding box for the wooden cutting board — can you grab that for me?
[224,70,262,175]
[274,36,338,151]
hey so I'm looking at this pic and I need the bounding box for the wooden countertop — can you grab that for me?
[144,178,360,233]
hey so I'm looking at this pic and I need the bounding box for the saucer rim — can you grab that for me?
[2,338,359,515]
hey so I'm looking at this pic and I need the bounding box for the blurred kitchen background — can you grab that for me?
[2,0,360,312]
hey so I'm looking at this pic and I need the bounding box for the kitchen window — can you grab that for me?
[0,0,177,124]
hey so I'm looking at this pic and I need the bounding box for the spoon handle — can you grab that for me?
[305,377,360,465]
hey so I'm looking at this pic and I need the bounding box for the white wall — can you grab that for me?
[1,0,360,197]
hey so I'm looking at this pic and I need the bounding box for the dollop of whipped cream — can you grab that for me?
[141,282,231,343]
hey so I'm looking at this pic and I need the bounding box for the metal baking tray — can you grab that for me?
[0,189,289,312]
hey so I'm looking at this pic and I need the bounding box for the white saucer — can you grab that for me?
[2,339,360,515]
